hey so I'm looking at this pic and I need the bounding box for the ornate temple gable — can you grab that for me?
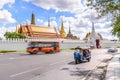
[84,32,90,40]
[97,33,103,40]
[18,24,31,37]
[19,24,28,36]
[60,20,66,38]
[54,27,61,38]
[26,24,33,37]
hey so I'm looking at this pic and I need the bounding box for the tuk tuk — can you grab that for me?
[73,47,91,64]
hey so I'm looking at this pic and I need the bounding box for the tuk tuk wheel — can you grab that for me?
[75,58,79,64]
[87,58,90,62]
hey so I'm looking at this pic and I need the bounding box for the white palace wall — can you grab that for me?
[0,38,120,51]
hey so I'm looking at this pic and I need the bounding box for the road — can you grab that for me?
[0,49,112,80]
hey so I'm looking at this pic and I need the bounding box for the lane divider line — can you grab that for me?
[10,67,42,78]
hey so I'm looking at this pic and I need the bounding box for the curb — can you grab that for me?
[105,54,120,80]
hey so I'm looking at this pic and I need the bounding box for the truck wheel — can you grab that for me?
[53,51,56,54]
[33,52,37,54]
[29,53,33,54]
[45,52,49,54]
[49,50,53,54]
[33,51,37,54]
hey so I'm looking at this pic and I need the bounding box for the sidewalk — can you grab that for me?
[105,54,120,80]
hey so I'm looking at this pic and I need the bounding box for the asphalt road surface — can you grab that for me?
[0,49,112,80]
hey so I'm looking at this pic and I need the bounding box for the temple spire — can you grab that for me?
[60,19,66,38]
[48,17,50,27]
[92,21,95,32]
[61,20,65,32]
[26,21,28,25]
[66,22,74,39]
[31,12,35,25]
[15,24,19,34]
[68,22,71,34]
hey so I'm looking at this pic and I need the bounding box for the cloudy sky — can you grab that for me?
[0,0,117,39]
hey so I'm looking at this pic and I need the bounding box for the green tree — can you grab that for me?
[0,37,2,40]
[4,32,26,39]
[4,32,12,39]
[87,0,120,38]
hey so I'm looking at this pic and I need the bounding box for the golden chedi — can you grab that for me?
[60,20,66,38]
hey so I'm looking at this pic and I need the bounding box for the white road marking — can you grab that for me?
[49,60,67,66]
[0,63,10,66]
[0,57,15,61]
[49,57,72,66]
[10,67,42,78]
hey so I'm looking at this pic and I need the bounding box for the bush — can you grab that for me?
[4,32,26,39]
[0,50,16,53]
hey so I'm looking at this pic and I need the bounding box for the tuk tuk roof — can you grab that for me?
[75,46,90,50]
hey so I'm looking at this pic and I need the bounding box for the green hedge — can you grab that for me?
[0,50,16,53]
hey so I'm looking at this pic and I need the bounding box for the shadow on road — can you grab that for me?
[68,61,76,65]
[60,64,106,80]
[20,52,48,56]
[68,61,88,65]
[102,58,112,63]
[70,69,90,77]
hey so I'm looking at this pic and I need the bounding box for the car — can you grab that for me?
[90,45,95,49]
[108,46,118,52]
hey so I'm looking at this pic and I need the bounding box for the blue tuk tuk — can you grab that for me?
[73,47,91,64]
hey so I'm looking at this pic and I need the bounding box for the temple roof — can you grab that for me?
[17,12,61,38]
[84,32,103,40]
[18,24,60,38]
[31,25,59,34]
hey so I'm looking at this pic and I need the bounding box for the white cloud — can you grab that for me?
[95,21,112,29]
[0,0,15,9]
[37,19,43,23]
[21,6,27,9]
[43,20,58,28]
[24,0,86,13]
[0,26,16,39]
[50,17,56,21]
[23,0,30,2]
[0,9,16,23]
[50,21,58,27]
